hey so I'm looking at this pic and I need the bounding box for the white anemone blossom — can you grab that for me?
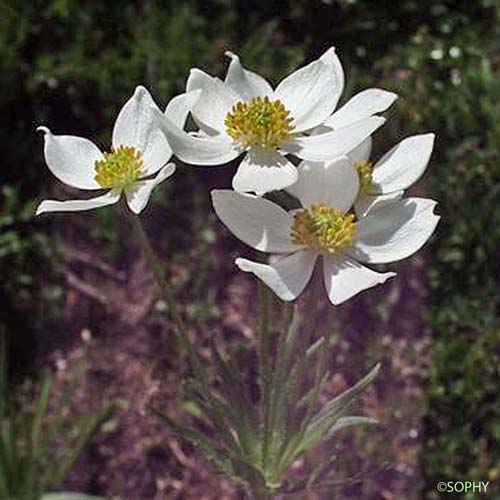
[154,48,396,196]
[211,159,439,305]
[347,133,435,217]
[36,86,199,216]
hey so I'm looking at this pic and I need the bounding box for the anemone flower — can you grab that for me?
[211,158,439,304]
[36,86,199,215]
[347,133,435,216]
[154,48,395,196]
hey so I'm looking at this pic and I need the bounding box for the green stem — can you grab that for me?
[278,277,332,470]
[126,212,207,390]
[259,284,272,469]
[265,305,294,468]
[299,273,329,433]
[301,327,331,434]
[248,479,273,500]
[278,327,332,472]
[127,210,242,453]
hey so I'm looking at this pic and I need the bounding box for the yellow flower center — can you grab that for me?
[354,161,374,195]
[291,203,357,254]
[225,96,295,149]
[94,146,144,189]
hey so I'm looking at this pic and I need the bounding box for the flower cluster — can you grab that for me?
[36,47,439,305]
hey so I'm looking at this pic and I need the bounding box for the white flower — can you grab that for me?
[211,159,439,305]
[36,86,199,216]
[153,48,394,196]
[347,133,435,217]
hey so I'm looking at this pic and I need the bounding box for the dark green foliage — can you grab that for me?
[0,331,114,499]
[0,0,304,356]
[0,185,53,295]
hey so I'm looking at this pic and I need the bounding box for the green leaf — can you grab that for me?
[32,371,54,457]
[286,337,325,413]
[181,376,243,455]
[324,416,378,441]
[298,364,381,454]
[297,371,330,411]
[148,405,241,478]
[49,404,117,487]
[23,372,54,499]
[281,306,301,370]
[210,343,258,454]
[311,363,380,428]
[267,306,301,462]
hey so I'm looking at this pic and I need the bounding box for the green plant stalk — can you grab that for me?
[277,289,333,475]
[248,479,272,500]
[295,276,329,430]
[259,284,272,470]
[265,306,297,479]
[282,331,330,473]
[126,211,240,453]
[126,211,201,373]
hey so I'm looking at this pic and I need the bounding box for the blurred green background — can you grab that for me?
[1,0,499,498]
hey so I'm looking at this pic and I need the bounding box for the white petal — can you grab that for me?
[125,163,176,214]
[141,133,172,176]
[287,156,359,212]
[348,198,440,264]
[191,77,239,135]
[236,251,317,301]
[153,109,239,165]
[323,255,396,305]
[372,133,435,193]
[224,51,273,100]
[232,149,298,195]
[284,117,385,162]
[324,88,398,129]
[37,127,101,190]
[354,191,404,218]
[319,46,345,100]
[36,190,120,216]
[274,50,344,132]
[211,189,297,253]
[348,137,372,164]
[112,86,171,175]
[164,90,202,129]
[186,68,213,93]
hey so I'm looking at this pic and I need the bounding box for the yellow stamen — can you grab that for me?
[291,203,357,254]
[354,161,374,195]
[225,96,295,149]
[94,146,143,189]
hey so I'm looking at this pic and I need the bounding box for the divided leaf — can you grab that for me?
[298,363,380,454]
[149,405,257,484]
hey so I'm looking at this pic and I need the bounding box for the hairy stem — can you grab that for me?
[259,283,272,469]
[127,209,244,454]
[126,211,207,388]
[278,273,331,470]
[248,480,273,500]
